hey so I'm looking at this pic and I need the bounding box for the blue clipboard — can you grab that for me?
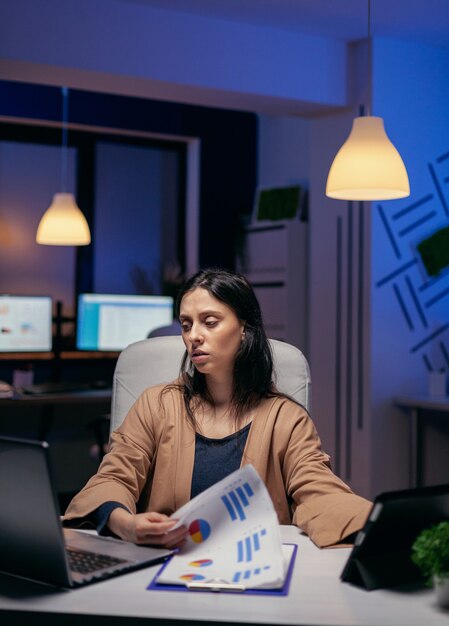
[147,543,297,596]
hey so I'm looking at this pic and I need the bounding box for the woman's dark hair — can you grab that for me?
[174,267,274,425]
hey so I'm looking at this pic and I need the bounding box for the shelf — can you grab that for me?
[0,353,54,361]
[0,351,119,361]
[60,351,120,360]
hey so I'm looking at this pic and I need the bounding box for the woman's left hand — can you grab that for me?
[108,508,188,548]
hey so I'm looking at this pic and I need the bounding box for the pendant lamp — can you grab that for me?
[325,0,410,201]
[36,87,91,245]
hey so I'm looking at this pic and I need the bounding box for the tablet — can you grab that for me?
[341,482,449,590]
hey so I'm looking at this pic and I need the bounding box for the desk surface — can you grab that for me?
[395,395,449,412]
[0,526,447,626]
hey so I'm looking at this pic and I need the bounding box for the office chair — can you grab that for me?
[147,320,182,338]
[110,336,311,434]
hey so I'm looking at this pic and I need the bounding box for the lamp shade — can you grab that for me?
[326,116,410,201]
[36,193,91,245]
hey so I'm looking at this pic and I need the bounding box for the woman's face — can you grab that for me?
[179,287,245,381]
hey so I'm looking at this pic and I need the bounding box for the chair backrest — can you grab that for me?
[110,336,311,433]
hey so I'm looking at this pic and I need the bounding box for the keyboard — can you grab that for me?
[67,547,128,574]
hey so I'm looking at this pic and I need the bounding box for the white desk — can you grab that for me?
[0,526,447,626]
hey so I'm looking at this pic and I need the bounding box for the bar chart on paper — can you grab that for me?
[232,564,271,583]
[221,482,255,521]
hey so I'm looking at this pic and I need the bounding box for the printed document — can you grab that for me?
[157,465,287,589]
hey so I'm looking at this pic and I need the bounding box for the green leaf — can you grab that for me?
[411,521,449,585]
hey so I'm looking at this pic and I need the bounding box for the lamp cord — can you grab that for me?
[61,86,69,193]
[367,0,372,117]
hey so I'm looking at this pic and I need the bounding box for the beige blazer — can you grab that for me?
[64,384,372,548]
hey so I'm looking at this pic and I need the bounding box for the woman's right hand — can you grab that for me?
[108,508,188,549]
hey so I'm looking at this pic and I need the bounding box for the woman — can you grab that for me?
[64,268,371,548]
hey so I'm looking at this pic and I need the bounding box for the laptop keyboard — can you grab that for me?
[67,547,129,574]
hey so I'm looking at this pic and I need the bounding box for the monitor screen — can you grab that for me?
[76,293,174,351]
[0,295,53,353]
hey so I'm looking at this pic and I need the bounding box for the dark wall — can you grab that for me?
[0,80,258,275]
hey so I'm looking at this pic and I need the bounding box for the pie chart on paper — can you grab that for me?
[188,519,211,543]
[189,558,213,567]
[180,573,206,582]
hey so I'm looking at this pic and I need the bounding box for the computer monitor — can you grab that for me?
[0,295,53,353]
[76,293,174,351]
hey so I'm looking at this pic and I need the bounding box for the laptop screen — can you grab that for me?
[76,293,174,351]
[0,295,52,353]
[0,436,173,588]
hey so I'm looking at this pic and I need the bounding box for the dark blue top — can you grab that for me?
[92,422,251,534]
[190,423,251,499]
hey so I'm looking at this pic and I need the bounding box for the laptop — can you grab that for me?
[341,482,449,590]
[0,436,173,587]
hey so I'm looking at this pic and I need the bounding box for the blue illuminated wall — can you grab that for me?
[371,39,449,491]
[308,39,449,499]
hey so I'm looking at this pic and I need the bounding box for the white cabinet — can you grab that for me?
[237,220,307,351]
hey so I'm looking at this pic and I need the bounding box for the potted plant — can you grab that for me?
[411,521,449,608]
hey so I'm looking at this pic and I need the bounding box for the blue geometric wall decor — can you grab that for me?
[417,226,449,278]
[375,150,449,372]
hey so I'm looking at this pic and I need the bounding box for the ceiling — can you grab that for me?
[118,0,449,48]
